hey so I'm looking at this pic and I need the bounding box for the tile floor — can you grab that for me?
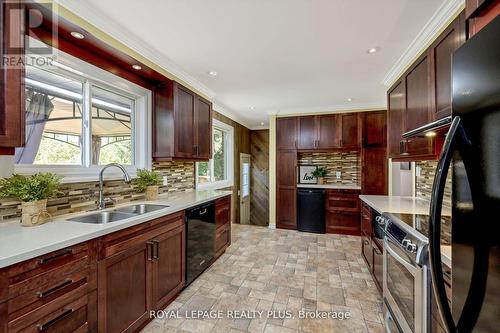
[142,224,384,333]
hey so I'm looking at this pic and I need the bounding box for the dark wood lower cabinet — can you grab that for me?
[0,199,232,333]
[151,225,185,313]
[276,188,297,229]
[98,243,152,333]
[361,234,372,268]
[325,190,361,235]
[326,211,360,235]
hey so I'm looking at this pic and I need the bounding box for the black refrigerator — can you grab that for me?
[428,15,500,333]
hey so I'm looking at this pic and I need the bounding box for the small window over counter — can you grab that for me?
[196,119,234,190]
[15,39,151,182]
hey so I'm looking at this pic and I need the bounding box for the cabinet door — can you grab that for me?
[360,203,372,237]
[297,116,317,149]
[362,147,387,195]
[277,150,297,187]
[174,83,196,158]
[387,81,405,158]
[317,114,339,149]
[98,243,152,333]
[152,82,174,159]
[152,224,185,310]
[276,188,296,230]
[194,95,212,159]
[340,113,360,148]
[430,14,465,120]
[276,117,297,149]
[405,55,430,132]
[0,0,25,148]
[363,111,386,147]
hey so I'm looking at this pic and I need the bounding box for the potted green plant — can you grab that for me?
[312,167,327,185]
[0,173,61,226]
[136,169,162,200]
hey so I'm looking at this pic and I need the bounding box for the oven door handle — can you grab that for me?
[385,239,418,276]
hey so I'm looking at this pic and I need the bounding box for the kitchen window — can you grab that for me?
[196,119,234,190]
[14,45,151,182]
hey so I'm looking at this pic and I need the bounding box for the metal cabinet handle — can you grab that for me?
[199,208,208,215]
[38,248,73,265]
[37,308,73,331]
[363,239,370,246]
[36,278,74,299]
[152,240,159,260]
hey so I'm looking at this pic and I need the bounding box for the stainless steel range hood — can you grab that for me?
[402,115,451,138]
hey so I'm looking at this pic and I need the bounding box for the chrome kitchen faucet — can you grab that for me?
[98,163,131,210]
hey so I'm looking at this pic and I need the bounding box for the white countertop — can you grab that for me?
[359,195,451,216]
[0,190,231,269]
[297,184,361,190]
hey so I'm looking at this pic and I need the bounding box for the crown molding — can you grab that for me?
[55,0,216,99]
[212,102,256,130]
[274,101,386,117]
[382,0,464,87]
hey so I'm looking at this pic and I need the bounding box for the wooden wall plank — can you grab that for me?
[250,130,269,226]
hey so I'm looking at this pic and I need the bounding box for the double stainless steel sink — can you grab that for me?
[67,204,168,224]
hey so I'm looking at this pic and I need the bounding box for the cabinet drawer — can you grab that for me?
[8,284,95,333]
[326,211,360,235]
[373,244,383,291]
[361,235,372,271]
[215,202,230,228]
[215,224,231,254]
[215,195,230,207]
[326,195,360,212]
[8,269,91,320]
[6,243,89,287]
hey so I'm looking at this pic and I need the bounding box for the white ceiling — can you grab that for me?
[59,0,452,129]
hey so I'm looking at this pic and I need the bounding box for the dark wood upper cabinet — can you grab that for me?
[295,113,359,150]
[387,81,405,158]
[430,13,466,120]
[276,117,297,149]
[339,113,360,148]
[194,95,212,159]
[297,116,316,149]
[363,111,387,147]
[153,81,212,161]
[277,150,297,188]
[317,114,339,149]
[0,0,25,148]
[386,12,465,161]
[174,83,196,158]
[405,55,431,132]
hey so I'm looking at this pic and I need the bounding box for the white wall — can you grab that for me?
[0,156,14,178]
[390,161,413,196]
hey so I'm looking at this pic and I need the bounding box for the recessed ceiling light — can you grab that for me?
[260,122,265,126]
[250,106,256,110]
[132,64,142,70]
[208,71,218,76]
[347,98,352,102]
[367,47,380,54]
[70,31,85,39]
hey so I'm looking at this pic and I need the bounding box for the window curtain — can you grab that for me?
[14,90,54,164]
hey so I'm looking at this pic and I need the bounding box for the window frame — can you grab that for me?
[14,47,152,183]
[196,119,234,190]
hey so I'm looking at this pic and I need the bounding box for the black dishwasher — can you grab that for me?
[297,189,326,234]
[185,202,215,286]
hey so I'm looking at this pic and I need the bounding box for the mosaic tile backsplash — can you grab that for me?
[415,160,452,245]
[0,161,195,222]
[415,160,452,209]
[297,151,360,186]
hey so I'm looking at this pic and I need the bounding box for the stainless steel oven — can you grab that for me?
[382,213,430,333]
